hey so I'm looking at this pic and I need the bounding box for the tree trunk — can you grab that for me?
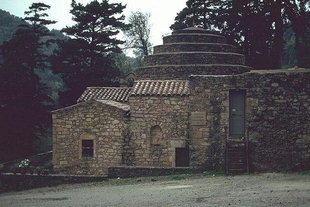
[271,0,284,69]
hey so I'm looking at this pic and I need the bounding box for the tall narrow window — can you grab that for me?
[150,125,163,145]
[82,140,94,158]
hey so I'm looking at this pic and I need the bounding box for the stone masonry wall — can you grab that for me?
[52,101,129,176]
[189,69,310,171]
[136,65,251,80]
[129,96,189,167]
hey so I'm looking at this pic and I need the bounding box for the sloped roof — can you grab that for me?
[131,80,190,96]
[96,100,130,111]
[77,87,131,103]
[52,100,130,113]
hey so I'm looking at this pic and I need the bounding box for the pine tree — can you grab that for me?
[53,0,128,106]
[0,3,55,161]
[170,0,310,69]
[170,0,219,30]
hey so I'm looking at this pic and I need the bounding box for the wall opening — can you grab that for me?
[150,125,166,166]
[150,125,163,145]
[82,140,94,158]
[229,89,246,139]
[175,147,189,167]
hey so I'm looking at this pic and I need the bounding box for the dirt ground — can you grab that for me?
[0,173,309,207]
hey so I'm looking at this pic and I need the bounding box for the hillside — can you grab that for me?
[0,9,24,45]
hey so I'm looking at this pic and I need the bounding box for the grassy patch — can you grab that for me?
[101,177,139,186]
[169,175,186,180]
[298,170,310,175]
[203,171,225,177]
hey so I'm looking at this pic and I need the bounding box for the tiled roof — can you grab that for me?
[131,80,190,96]
[52,100,130,113]
[77,87,131,103]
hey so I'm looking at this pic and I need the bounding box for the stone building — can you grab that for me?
[52,27,310,176]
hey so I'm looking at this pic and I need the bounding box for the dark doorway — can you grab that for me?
[229,90,246,138]
[175,147,189,167]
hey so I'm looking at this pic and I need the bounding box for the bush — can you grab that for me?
[0,164,4,173]
[18,159,30,169]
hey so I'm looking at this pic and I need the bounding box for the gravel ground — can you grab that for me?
[0,173,309,207]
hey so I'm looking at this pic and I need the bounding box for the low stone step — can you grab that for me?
[227,168,247,174]
[228,159,246,163]
[163,34,226,44]
[136,64,251,80]
[228,158,246,162]
[144,52,245,66]
[153,43,237,54]
[229,164,246,169]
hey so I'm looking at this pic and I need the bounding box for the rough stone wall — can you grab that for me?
[189,69,310,171]
[52,101,129,176]
[144,53,245,66]
[129,96,189,167]
[136,65,251,80]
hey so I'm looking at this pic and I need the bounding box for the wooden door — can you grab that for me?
[175,147,189,167]
[229,90,246,139]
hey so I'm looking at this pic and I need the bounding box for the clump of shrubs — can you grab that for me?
[0,163,4,174]
[8,159,50,175]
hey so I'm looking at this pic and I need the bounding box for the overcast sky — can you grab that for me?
[1,0,187,46]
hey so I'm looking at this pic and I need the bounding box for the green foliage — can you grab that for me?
[171,0,310,69]
[297,24,310,68]
[282,27,297,68]
[169,175,186,180]
[18,159,30,169]
[113,53,142,76]
[52,0,128,106]
[0,9,24,45]
[170,0,219,30]
[63,0,127,55]
[124,11,152,56]
[299,170,310,175]
[0,3,56,161]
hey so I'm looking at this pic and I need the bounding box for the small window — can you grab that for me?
[82,140,94,158]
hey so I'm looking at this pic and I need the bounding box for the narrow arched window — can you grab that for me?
[150,125,163,145]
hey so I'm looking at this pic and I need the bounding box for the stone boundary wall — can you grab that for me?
[108,166,196,178]
[0,174,106,192]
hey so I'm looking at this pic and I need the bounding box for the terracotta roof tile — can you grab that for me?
[131,80,190,96]
[52,100,130,113]
[77,87,131,103]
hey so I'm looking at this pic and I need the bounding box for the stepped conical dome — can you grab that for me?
[136,27,252,80]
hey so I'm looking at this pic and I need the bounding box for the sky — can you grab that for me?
[1,0,187,46]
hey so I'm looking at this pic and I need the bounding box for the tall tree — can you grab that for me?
[52,0,128,106]
[170,0,219,30]
[124,11,152,56]
[0,3,55,161]
[284,0,310,67]
[216,0,274,68]
[171,0,310,69]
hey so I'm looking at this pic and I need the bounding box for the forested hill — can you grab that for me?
[0,9,24,45]
[0,9,65,46]
[0,9,67,113]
